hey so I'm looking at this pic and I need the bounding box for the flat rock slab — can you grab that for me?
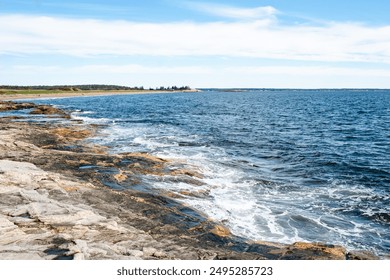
[0,160,158,259]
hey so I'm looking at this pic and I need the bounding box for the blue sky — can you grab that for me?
[1,0,390,88]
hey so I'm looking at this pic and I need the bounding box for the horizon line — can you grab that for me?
[2,85,390,91]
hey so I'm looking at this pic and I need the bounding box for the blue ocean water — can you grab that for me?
[34,89,390,256]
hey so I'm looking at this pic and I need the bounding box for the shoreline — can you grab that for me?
[0,89,199,101]
[0,100,378,260]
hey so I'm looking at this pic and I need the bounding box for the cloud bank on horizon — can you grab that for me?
[1,0,390,88]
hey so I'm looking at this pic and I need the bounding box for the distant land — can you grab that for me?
[0,84,196,101]
[0,84,192,94]
[1,86,389,98]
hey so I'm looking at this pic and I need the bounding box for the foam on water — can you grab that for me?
[98,122,388,255]
[71,111,113,125]
[93,121,386,254]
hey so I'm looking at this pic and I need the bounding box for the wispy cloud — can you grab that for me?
[225,65,390,77]
[1,14,390,64]
[13,64,390,77]
[10,64,211,74]
[185,2,278,21]
[6,0,128,13]
[42,1,133,14]
[6,64,390,88]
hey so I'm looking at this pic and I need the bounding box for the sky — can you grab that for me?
[1,0,390,88]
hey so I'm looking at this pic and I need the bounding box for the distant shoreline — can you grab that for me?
[2,88,389,101]
[0,89,199,101]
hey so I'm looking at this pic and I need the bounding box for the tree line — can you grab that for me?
[0,85,192,91]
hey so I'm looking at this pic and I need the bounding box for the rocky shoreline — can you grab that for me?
[0,101,379,260]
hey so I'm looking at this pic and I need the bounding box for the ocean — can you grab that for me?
[32,89,390,257]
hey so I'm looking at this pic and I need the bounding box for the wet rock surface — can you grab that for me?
[0,101,70,119]
[0,101,36,111]
[0,101,379,260]
[29,105,71,118]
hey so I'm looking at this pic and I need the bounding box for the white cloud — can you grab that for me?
[185,2,278,21]
[10,64,212,76]
[5,64,390,88]
[1,14,390,64]
[3,64,213,87]
[73,64,390,78]
[74,64,212,74]
[225,65,390,77]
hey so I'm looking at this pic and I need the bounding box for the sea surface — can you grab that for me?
[31,89,390,257]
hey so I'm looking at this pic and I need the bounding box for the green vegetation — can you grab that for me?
[0,89,67,95]
[0,85,142,92]
[0,84,192,95]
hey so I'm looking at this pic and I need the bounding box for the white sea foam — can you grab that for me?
[72,114,113,125]
[77,116,388,256]
[72,110,95,116]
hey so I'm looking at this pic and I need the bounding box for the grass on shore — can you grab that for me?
[0,89,68,95]
[0,89,153,95]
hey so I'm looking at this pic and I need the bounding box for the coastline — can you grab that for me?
[0,100,378,260]
[0,89,199,101]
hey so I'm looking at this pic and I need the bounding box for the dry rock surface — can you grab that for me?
[0,101,379,260]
